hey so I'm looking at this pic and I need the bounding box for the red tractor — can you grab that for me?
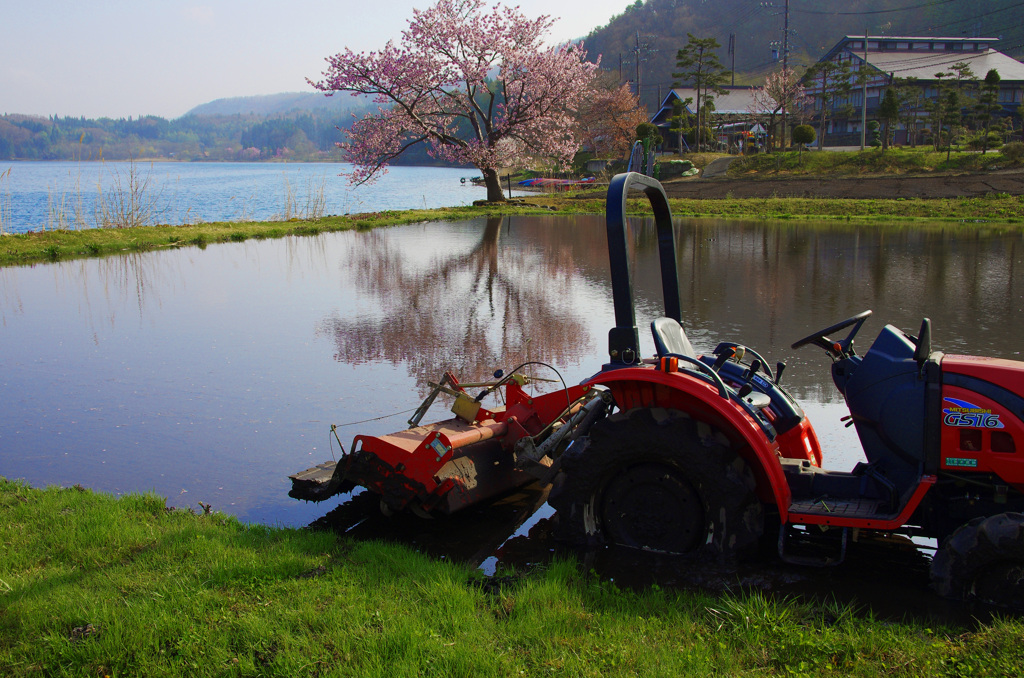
[291,173,1024,607]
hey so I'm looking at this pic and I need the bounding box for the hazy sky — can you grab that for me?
[3,0,629,120]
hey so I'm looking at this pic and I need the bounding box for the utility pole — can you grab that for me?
[627,31,657,108]
[860,30,869,150]
[782,0,790,72]
[729,33,736,86]
[762,1,792,149]
[781,0,790,149]
[635,31,643,96]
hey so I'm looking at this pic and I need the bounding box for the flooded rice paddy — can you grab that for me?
[2,214,1022,620]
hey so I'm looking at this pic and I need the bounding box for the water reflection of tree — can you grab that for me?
[318,217,590,388]
[43,251,168,330]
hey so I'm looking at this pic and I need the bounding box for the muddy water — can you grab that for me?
[2,214,1023,620]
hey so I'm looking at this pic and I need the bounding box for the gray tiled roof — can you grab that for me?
[864,49,1024,81]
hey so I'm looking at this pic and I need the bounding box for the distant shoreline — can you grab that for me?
[3,189,1022,268]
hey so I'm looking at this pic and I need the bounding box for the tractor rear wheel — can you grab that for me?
[931,512,1024,609]
[550,407,763,559]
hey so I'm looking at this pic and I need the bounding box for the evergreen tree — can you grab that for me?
[668,96,694,153]
[792,124,815,161]
[878,87,900,151]
[892,77,925,148]
[672,34,731,153]
[976,69,1002,155]
[804,59,853,151]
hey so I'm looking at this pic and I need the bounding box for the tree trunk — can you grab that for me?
[694,94,702,153]
[482,168,506,202]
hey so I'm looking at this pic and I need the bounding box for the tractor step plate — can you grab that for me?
[789,497,887,518]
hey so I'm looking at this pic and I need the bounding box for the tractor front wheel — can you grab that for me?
[931,512,1024,609]
[550,408,763,559]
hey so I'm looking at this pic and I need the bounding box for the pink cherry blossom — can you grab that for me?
[309,0,598,201]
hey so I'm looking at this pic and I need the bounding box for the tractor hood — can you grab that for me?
[942,355,1024,393]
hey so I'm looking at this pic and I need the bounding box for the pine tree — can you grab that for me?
[878,87,900,151]
[672,34,731,153]
[976,69,1002,155]
[804,59,853,151]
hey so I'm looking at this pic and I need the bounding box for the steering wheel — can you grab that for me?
[791,310,872,358]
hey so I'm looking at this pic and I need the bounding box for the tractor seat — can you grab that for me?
[651,317,696,359]
[652,317,772,411]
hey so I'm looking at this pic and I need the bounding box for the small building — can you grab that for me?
[806,36,1024,145]
[650,86,760,152]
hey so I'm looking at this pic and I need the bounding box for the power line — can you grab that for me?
[790,0,959,16]
[921,1,1024,32]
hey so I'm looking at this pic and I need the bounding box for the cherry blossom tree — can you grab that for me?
[576,73,647,159]
[310,0,599,202]
[752,68,809,151]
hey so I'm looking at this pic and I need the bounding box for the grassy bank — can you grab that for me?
[728,145,1023,178]
[2,191,1023,268]
[2,477,1023,677]
[0,203,552,268]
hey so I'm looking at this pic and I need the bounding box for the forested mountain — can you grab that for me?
[583,0,1024,111]
[187,92,373,117]
[0,93,383,162]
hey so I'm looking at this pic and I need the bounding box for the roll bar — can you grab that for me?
[605,172,681,366]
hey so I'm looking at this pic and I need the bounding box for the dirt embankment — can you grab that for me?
[662,168,1024,200]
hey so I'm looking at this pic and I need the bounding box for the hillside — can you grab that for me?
[186,92,374,118]
[0,91,456,164]
[0,93,379,162]
[584,0,1024,111]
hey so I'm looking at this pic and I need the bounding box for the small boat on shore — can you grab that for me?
[517,176,596,190]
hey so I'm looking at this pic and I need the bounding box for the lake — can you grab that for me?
[1,215,1023,529]
[0,161,519,233]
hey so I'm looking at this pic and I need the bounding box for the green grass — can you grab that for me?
[568,192,1024,224]
[3,477,1024,676]
[0,204,554,268]
[728,145,1020,177]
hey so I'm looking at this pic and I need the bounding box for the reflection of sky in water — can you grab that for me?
[1,216,1022,526]
[2,162,529,233]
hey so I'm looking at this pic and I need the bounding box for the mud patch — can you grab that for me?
[309,483,550,566]
[310,484,1005,626]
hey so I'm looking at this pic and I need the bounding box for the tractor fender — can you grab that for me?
[584,366,794,518]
